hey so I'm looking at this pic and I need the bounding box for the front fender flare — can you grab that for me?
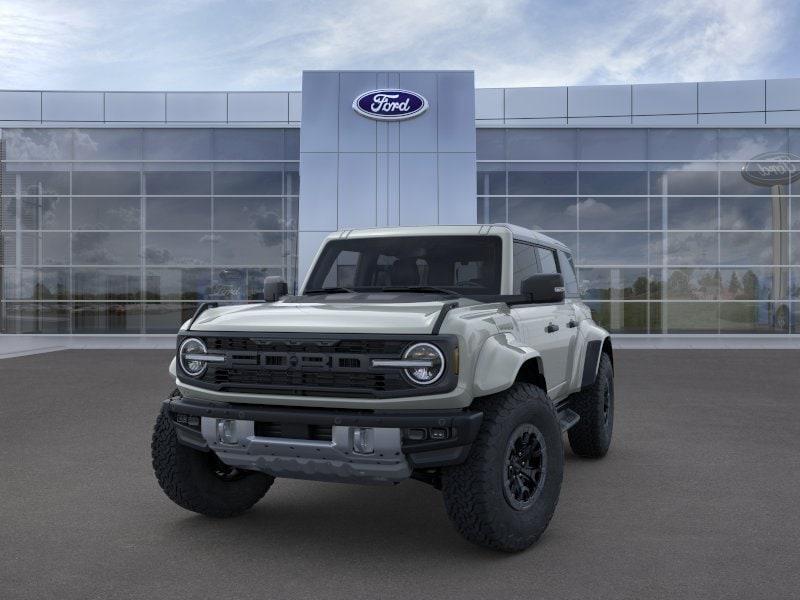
[473,333,543,397]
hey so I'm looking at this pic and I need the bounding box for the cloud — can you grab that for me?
[0,0,795,90]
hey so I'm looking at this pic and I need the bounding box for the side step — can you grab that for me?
[557,408,580,432]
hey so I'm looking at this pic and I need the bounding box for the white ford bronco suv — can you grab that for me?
[152,224,614,552]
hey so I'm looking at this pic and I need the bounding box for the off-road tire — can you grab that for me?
[441,383,564,552]
[568,353,614,458]
[152,409,273,517]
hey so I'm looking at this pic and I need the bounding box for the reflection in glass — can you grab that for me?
[508,197,576,230]
[719,268,780,301]
[213,129,285,160]
[720,302,788,334]
[578,268,649,300]
[145,268,212,300]
[508,170,576,195]
[145,232,213,266]
[585,302,648,333]
[15,171,70,195]
[579,171,647,195]
[720,232,775,265]
[477,197,506,224]
[72,197,140,230]
[578,197,647,230]
[17,232,70,265]
[72,171,140,195]
[578,233,648,265]
[73,268,141,300]
[666,268,719,300]
[720,197,778,230]
[2,302,70,333]
[20,196,69,229]
[214,197,284,230]
[2,268,68,300]
[647,129,717,161]
[74,129,142,160]
[143,129,212,160]
[577,129,646,160]
[72,302,142,333]
[214,171,283,195]
[667,232,718,265]
[213,232,287,265]
[72,232,140,265]
[664,302,719,333]
[145,197,211,230]
[145,171,210,195]
[506,129,576,160]
[650,170,717,195]
[144,303,199,333]
[667,197,717,230]
[3,129,73,160]
[476,167,505,195]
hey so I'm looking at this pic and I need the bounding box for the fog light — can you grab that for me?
[353,428,374,454]
[430,428,448,440]
[217,419,239,445]
[407,428,427,441]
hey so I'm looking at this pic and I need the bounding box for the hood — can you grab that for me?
[189,299,452,335]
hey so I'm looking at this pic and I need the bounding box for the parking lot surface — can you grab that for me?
[2,349,799,600]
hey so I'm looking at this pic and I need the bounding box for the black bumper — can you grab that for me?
[165,395,483,469]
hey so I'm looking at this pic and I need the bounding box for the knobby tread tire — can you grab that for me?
[441,383,564,552]
[152,408,273,517]
[567,353,614,458]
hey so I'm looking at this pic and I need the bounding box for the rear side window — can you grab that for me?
[536,247,559,274]
[513,242,540,293]
[558,250,580,297]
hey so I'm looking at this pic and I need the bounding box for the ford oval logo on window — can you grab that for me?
[353,89,428,121]
[741,152,800,186]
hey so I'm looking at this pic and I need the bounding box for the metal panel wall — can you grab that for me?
[297,70,477,285]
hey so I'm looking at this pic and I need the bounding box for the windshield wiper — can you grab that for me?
[380,286,460,296]
[303,287,356,295]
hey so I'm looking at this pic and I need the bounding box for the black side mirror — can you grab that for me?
[521,273,565,304]
[263,276,288,302]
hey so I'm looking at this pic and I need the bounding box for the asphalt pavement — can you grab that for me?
[1,349,799,600]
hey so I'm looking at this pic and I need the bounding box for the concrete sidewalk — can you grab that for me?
[1,349,799,600]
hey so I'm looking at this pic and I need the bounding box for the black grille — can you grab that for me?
[254,421,333,441]
[179,333,458,399]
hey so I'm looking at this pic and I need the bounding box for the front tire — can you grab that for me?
[152,409,274,517]
[441,383,564,552]
[568,353,614,458]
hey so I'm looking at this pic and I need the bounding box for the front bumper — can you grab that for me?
[165,396,483,484]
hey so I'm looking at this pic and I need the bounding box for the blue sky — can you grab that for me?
[0,0,798,90]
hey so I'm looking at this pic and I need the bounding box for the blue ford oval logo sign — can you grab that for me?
[741,152,800,186]
[353,89,428,121]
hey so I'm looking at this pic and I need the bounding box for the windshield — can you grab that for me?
[304,235,502,296]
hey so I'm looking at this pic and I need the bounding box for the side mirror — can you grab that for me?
[263,276,288,302]
[521,273,565,304]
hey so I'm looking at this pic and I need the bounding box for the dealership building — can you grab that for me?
[1,70,799,338]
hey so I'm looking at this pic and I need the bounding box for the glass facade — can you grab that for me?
[0,128,299,333]
[477,128,800,334]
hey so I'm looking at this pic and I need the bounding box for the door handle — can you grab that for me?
[567,319,577,328]
[545,322,560,333]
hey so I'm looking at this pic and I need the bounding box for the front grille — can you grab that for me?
[180,333,458,399]
[254,421,333,441]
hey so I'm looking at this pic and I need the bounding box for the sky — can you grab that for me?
[0,0,798,91]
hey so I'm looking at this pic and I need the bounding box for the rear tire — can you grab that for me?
[152,409,273,517]
[442,383,564,552]
[568,353,614,458]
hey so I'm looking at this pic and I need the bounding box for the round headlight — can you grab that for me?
[179,337,208,377]
[403,343,445,385]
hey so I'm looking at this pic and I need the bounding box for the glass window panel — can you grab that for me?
[15,232,70,265]
[541,232,577,255]
[2,268,69,300]
[792,199,800,230]
[720,302,788,334]
[214,170,282,195]
[285,129,300,159]
[242,268,283,300]
[72,302,142,333]
[3,129,73,160]
[667,197,718,230]
[719,168,775,196]
[145,268,212,300]
[718,129,788,160]
[513,242,539,293]
[72,232,140,265]
[476,166,505,195]
[144,302,200,333]
[285,197,298,231]
[667,232,719,265]
[20,196,69,230]
[663,302,719,333]
[73,129,142,160]
[284,164,299,196]
[647,129,718,161]
[720,197,779,230]
[477,129,505,160]
[214,129,284,160]
[2,231,16,264]
[578,233,649,265]
[208,268,249,301]
[719,267,783,301]
[145,232,212,266]
[650,170,717,195]
[508,197,576,230]
[3,302,71,333]
[506,129,576,160]
[536,247,558,274]
[213,232,289,265]
[477,197,505,224]
[578,268,649,300]
[214,197,284,230]
[72,197,140,230]
[2,198,16,229]
[578,197,647,230]
[649,197,663,230]
[143,129,212,160]
[73,268,141,300]
[793,232,800,265]
[145,197,211,230]
[720,232,775,265]
[579,171,647,195]
[585,301,648,333]
[72,171,140,195]
[578,129,646,160]
[666,268,720,300]
[16,171,70,195]
[557,250,579,296]
[144,171,210,195]
[792,269,800,299]
[508,170,576,196]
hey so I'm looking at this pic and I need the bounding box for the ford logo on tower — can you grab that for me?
[353,89,428,121]
[741,152,800,187]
